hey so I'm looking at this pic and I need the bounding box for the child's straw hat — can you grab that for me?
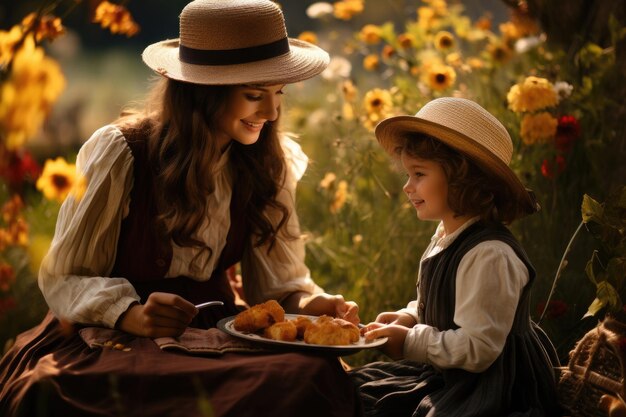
[142,0,329,85]
[375,97,539,215]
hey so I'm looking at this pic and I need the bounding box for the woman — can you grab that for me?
[0,1,361,416]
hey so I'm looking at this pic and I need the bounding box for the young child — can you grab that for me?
[351,97,562,416]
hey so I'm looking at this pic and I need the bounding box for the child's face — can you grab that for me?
[401,152,454,223]
[215,84,285,149]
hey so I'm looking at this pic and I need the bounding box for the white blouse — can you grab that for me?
[38,125,321,328]
[400,218,529,372]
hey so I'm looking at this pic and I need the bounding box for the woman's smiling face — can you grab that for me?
[215,84,285,149]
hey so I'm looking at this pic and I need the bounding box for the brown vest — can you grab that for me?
[111,123,246,327]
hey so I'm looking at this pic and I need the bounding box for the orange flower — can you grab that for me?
[93,1,140,37]
[21,13,65,42]
[359,24,382,45]
[381,45,396,59]
[297,31,318,45]
[397,33,416,49]
[363,54,380,71]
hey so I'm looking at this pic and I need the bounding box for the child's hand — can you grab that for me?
[117,292,198,338]
[374,311,417,328]
[362,322,408,360]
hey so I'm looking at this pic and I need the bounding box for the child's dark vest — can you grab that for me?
[418,221,535,333]
[110,123,245,327]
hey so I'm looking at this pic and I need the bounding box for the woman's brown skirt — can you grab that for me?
[0,312,362,417]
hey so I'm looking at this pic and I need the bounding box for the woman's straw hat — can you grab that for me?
[375,97,539,215]
[142,0,329,85]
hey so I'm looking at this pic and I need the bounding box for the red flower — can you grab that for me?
[541,155,566,179]
[555,115,580,152]
[537,300,568,319]
[0,149,41,192]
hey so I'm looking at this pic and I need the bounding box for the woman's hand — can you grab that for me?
[117,292,198,338]
[285,292,360,325]
[374,311,417,328]
[361,322,408,360]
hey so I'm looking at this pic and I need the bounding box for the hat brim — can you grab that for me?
[142,38,329,85]
[375,115,538,214]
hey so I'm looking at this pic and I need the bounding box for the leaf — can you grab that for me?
[598,280,622,312]
[584,297,605,318]
[584,251,599,285]
[581,194,604,224]
[606,257,626,292]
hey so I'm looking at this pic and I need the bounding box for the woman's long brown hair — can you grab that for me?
[117,78,291,260]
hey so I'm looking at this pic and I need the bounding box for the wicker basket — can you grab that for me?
[557,317,626,417]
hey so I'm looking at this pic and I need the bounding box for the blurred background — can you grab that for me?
[0,0,625,369]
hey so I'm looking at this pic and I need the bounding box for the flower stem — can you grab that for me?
[538,220,584,324]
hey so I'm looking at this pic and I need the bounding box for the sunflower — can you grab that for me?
[520,112,558,145]
[363,88,393,115]
[424,64,456,91]
[36,157,78,203]
[487,42,513,64]
[434,31,455,50]
[507,76,558,113]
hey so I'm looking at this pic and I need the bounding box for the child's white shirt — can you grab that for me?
[400,217,529,372]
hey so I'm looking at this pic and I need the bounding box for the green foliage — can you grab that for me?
[581,188,626,317]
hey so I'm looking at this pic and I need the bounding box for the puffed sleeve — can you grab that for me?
[240,136,323,306]
[38,125,140,328]
[403,240,529,372]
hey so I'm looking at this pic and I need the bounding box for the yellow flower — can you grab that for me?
[21,13,65,42]
[507,76,558,113]
[297,31,318,45]
[93,1,140,37]
[341,79,357,102]
[397,33,416,49]
[417,7,438,30]
[434,31,455,50]
[330,180,349,213]
[520,112,558,145]
[445,52,462,67]
[333,0,364,21]
[36,157,78,202]
[363,88,393,115]
[363,54,380,71]
[423,64,456,91]
[352,234,363,245]
[424,0,449,16]
[466,57,485,69]
[0,35,65,150]
[0,25,23,66]
[487,42,513,64]
[358,24,382,45]
[319,172,337,189]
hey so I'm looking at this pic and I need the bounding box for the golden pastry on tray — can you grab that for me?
[233,299,285,332]
[231,301,361,346]
[303,315,360,346]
